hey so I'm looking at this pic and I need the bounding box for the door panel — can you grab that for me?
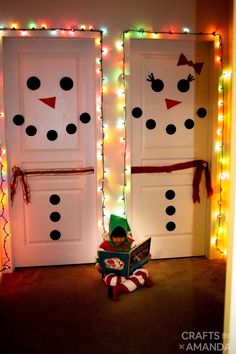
[128,39,213,258]
[4,37,97,266]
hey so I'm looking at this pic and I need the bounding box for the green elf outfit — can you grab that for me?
[97,214,153,301]
[99,214,134,252]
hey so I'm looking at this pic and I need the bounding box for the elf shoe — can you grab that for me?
[111,285,120,301]
[108,284,129,301]
[107,286,113,299]
[107,285,120,301]
[144,277,154,288]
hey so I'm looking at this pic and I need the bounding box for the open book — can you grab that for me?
[98,237,151,276]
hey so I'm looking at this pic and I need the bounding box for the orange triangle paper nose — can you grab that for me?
[165,98,182,110]
[39,97,56,109]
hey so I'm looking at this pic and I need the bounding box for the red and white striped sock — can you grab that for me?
[133,268,154,288]
[105,268,153,301]
[103,273,124,286]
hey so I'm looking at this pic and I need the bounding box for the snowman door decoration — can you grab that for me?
[131,52,213,204]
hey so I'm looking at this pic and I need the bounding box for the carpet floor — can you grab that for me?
[0,257,226,354]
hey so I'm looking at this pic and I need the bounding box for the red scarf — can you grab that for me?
[131,160,213,203]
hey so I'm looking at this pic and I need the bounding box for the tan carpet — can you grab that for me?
[0,257,226,354]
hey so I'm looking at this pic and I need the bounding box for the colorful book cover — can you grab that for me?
[98,237,151,276]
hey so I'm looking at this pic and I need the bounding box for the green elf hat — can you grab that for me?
[109,214,131,236]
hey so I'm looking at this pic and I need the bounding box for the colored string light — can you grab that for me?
[0,25,104,35]
[0,145,11,272]
[99,29,106,233]
[212,32,229,256]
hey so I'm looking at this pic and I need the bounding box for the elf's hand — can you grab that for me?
[95,263,102,272]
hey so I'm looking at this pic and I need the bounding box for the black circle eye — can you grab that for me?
[152,79,164,92]
[177,79,190,93]
[27,76,41,90]
[60,77,74,91]
[151,79,164,92]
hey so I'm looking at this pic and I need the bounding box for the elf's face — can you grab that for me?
[111,236,126,246]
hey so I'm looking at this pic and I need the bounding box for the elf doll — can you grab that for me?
[95,214,153,301]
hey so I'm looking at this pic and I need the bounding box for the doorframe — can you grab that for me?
[0,27,104,271]
[123,29,227,259]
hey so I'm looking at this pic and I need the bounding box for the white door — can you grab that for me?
[3,37,98,267]
[128,38,213,258]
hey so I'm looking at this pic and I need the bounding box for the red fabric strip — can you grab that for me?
[10,166,31,205]
[131,160,213,203]
[25,167,94,176]
[10,165,95,206]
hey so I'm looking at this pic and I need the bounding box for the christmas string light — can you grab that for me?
[0,145,11,271]
[122,28,228,255]
[121,31,127,218]
[0,24,106,34]
[209,32,229,256]
[99,29,106,233]
[214,33,229,256]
